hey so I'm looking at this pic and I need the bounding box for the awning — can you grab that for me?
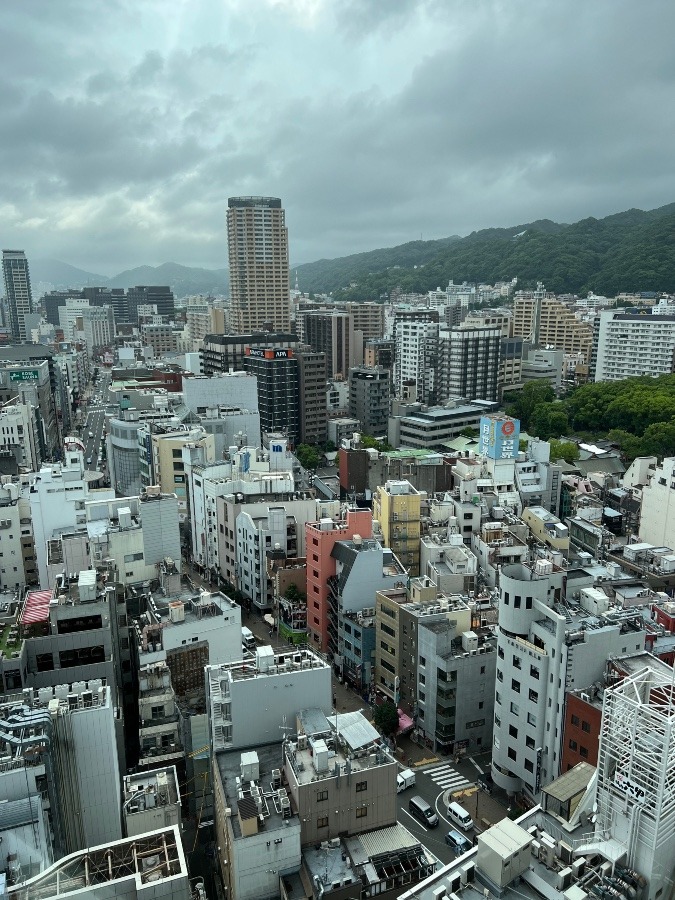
[20,589,53,625]
[397,710,414,736]
[263,614,275,628]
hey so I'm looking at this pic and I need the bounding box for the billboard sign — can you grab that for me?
[9,369,40,382]
[479,415,520,460]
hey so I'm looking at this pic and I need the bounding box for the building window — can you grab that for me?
[510,702,519,716]
[511,679,520,693]
[356,781,367,792]
[316,790,328,801]
[571,714,580,726]
[507,747,517,761]
[526,735,535,749]
[317,816,329,828]
[356,805,368,819]
[580,746,589,759]
[509,725,518,739]
[582,721,591,733]
[524,758,534,773]
[530,665,539,680]
[569,739,577,751]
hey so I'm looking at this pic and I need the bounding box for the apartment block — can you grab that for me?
[304,310,354,378]
[595,309,675,381]
[419,531,477,594]
[513,295,593,361]
[438,325,501,402]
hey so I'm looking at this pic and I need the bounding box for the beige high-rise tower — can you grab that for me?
[227,196,290,333]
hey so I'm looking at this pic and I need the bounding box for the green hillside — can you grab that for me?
[295,203,675,300]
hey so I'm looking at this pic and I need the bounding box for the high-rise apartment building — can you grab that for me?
[2,249,33,342]
[513,295,593,362]
[595,309,675,381]
[373,479,425,576]
[228,196,290,333]
[438,325,502,402]
[82,305,115,357]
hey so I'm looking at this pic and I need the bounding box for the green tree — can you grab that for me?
[373,701,399,737]
[295,444,321,471]
[284,583,306,602]
[547,439,580,464]
[459,426,479,438]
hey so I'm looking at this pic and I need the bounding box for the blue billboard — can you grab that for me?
[479,415,520,460]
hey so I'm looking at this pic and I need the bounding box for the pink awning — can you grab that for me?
[20,590,53,625]
[397,710,414,735]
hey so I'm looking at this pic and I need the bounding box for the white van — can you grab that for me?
[447,801,474,832]
[241,626,256,651]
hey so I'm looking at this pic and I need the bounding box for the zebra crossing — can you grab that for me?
[423,763,472,793]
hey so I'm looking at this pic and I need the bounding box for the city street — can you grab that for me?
[81,370,110,474]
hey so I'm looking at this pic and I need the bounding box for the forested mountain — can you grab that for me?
[295,203,675,300]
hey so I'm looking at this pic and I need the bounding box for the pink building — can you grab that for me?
[305,508,372,651]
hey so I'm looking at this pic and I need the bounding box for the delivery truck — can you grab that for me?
[396,768,416,793]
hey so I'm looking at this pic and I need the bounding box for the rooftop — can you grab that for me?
[123,766,181,814]
[216,743,297,840]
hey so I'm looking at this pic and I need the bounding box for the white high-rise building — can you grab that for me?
[491,561,646,801]
[638,456,675,549]
[394,318,438,404]
[595,308,675,381]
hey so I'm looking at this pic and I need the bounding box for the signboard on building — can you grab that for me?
[245,348,293,360]
[615,769,646,803]
[9,369,40,383]
[479,415,520,460]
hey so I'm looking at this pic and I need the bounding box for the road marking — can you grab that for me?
[423,764,471,792]
[469,757,484,774]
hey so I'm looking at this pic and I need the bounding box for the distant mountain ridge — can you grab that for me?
[294,202,675,299]
[31,259,229,298]
[30,200,675,301]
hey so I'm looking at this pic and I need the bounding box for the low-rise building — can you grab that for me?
[521,505,570,554]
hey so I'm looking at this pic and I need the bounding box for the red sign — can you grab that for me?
[501,420,515,436]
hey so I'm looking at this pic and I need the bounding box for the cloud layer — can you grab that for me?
[2,0,675,274]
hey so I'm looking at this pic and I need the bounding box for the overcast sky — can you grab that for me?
[2,0,675,275]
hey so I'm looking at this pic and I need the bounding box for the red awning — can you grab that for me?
[20,590,53,625]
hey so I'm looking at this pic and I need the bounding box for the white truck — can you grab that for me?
[396,768,416,793]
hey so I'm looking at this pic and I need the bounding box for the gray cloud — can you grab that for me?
[1,0,675,274]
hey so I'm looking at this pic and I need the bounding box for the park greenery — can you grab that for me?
[504,374,675,462]
[294,203,675,299]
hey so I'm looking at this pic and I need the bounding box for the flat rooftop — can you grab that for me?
[216,743,295,840]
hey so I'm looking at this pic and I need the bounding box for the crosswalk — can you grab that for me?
[423,763,472,793]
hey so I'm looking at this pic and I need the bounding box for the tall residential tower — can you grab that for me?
[227,196,290,333]
[3,249,33,341]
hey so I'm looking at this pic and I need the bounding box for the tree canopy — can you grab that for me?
[295,443,321,471]
[373,701,400,737]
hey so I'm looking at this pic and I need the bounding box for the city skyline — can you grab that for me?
[1,0,674,274]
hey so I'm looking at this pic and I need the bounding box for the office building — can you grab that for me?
[284,708,397,843]
[140,322,180,355]
[207,645,331,751]
[364,337,395,371]
[0,684,122,861]
[127,285,175,322]
[139,423,215,519]
[242,346,300,444]
[595,308,675,381]
[82,304,115,357]
[2,249,33,342]
[200,331,299,375]
[228,196,290,333]
[297,348,327,444]
[304,309,354,378]
[0,349,61,460]
[388,398,499,450]
[349,366,390,435]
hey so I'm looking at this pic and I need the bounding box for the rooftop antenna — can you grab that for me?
[279,714,293,765]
